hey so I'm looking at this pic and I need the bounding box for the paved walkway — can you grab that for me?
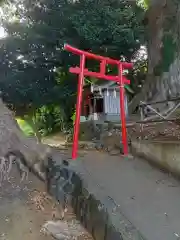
[65,150,180,240]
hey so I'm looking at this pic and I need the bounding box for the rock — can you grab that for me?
[100,128,124,152]
[42,220,85,239]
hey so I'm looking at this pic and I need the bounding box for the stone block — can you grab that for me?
[105,225,123,240]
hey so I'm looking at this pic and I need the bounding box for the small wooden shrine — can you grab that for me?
[81,81,134,122]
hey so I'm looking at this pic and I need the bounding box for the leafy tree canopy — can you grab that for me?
[0,0,145,114]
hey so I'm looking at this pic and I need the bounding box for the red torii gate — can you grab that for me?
[64,44,133,159]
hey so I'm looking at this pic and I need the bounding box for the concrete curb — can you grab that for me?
[131,139,180,179]
[46,160,146,240]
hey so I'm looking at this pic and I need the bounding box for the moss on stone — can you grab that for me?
[161,34,177,72]
[153,32,177,77]
[153,62,162,77]
[152,0,179,77]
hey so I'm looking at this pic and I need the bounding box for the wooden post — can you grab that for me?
[72,54,85,160]
[64,44,133,158]
[140,105,144,139]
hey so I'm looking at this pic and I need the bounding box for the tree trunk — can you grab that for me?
[0,98,51,180]
[129,0,180,113]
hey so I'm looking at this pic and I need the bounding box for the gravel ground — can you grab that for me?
[128,121,180,141]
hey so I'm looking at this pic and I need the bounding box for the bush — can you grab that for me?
[34,105,69,136]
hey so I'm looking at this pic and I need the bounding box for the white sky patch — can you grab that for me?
[17,55,24,60]
[0,26,7,38]
[132,45,148,63]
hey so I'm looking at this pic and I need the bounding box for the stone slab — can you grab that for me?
[131,139,180,178]
[48,149,180,240]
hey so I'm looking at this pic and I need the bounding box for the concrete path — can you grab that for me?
[65,150,180,240]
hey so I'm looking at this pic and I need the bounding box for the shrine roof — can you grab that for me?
[92,80,134,94]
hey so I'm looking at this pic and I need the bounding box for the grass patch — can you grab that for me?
[16,118,35,136]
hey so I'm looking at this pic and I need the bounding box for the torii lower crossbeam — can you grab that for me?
[64,44,133,159]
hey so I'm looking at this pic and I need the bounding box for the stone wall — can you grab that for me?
[131,140,180,177]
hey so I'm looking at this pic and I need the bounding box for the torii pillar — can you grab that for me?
[64,44,133,159]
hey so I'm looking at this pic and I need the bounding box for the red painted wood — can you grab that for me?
[69,67,130,84]
[64,44,133,158]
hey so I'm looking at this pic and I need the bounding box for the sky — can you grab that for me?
[0,26,7,38]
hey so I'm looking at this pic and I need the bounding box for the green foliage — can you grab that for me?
[128,58,147,95]
[153,2,178,78]
[16,118,35,136]
[71,109,76,124]
[161,34,176,72]
[153,35,177,77]
[34,105,68,136]
[0,0,146,129]
[137,0,149,10]
[17,104,71,137]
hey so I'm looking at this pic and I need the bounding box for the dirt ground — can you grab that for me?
[42,120,180,144]
[128,121,180,141]
[0,162,92,240]
[0,166,53,240]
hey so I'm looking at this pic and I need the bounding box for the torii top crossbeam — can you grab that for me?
[64,44,133,159]
[65,44,133,68]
